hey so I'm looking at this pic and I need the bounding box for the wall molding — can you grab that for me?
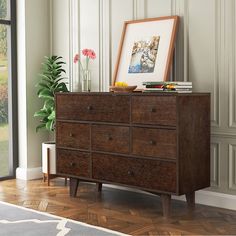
[201,0,221,128]
[183,0,189,83]
[49,0,53,56]
[211,0,221,128]
[229,0,236,128]
[132,0,146,20]
[133,0,138,19]
[99,0,111,92]
[229,144,236,190]
[69,0,80,92]
[212,131,236,139]
[144,0,147,18]
[172,0,186,82]
[211,143,220,187]
[178,0,220,126]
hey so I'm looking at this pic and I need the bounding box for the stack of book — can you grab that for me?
[143,81,193,93]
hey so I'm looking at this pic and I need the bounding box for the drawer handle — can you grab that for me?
[87,105,93,111]
[127,170,134,176]
[70,162,76,167]
[149,140,156,145]
[107,136,113,141]
[150,108,156,113]
[69,133,74,137]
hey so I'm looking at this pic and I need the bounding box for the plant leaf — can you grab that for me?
[36,82,50,89]
[48,110,55,120]
[39,89,54,99]
[55,83,69,92]
[36,123,46,132]
[44,99,54,109]
[46,119,54,131]
[34,110,48,117]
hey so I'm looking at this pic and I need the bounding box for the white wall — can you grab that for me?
[50,0,70,78]
[51,0,236,197]
[16,0,50,180]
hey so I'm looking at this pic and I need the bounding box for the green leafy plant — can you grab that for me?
[0,0,7,57]
[34,56,69,132]
[0,85,8,123]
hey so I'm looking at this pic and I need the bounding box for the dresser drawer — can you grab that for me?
[56,94,130,123]
[92,153,176,193]
[57,149,90,177]
[132,127,177,160]
[132,96,176,126]
[56,122,90,149]
[92,125,129,154]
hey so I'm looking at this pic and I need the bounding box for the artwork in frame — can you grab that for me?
[112,16,179,90]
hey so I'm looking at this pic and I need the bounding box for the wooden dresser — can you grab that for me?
[56,92,210,217]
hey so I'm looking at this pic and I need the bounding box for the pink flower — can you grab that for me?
[88,50,96,60]
[73,54,79,64]
[73,49,96,70]
[82,49,96,59]
[82,49,90,57]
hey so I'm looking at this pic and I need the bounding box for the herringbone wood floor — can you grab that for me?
[0,178,236,235]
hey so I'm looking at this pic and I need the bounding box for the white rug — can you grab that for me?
[0,201,128,236]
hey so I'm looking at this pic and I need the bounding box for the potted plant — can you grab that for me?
[34,56,69,178]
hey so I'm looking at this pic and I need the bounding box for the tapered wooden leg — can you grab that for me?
[70,178,79,197]
[47,148,50,186]
[96,183,102,192]
[186,192,195,210]
[43,173,46,182]
[161,194,171,218]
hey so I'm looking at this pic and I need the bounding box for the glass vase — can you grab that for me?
[81,70,91,92]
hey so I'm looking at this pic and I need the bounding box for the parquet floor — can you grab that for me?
[0,178,236,235]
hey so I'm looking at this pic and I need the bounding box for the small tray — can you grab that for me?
[109,85,137,93]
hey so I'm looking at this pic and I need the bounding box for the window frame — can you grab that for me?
[0,0,18,180]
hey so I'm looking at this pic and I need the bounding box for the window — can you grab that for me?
[0,0,17,179]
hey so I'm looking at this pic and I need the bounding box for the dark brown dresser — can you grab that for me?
[55,92,210,217]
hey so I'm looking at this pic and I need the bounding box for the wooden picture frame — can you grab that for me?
[112,16,179,89]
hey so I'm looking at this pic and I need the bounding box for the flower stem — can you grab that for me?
[86,56,89,71]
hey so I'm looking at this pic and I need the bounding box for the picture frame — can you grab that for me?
[112,16,179,89]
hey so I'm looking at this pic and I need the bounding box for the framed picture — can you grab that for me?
[112,16,179,89]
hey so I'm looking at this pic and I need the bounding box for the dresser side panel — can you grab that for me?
[178,95,211,194]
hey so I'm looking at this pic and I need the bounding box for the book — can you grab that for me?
[143,90,165,93]
[144,88,164,91]
[143,81,165,86]
[146,85,164,88]
[174,90,192,93]
[172,86,192,89]
[143,89,192,93]
[143,81,192,86]
[171,82,192,86]
[174,88,192,91]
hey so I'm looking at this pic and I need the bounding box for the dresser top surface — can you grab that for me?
[56,92,210,97]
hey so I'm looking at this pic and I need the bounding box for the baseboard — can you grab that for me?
[103,184,236,211]
[173,190,236,211]
[16,167,43,180]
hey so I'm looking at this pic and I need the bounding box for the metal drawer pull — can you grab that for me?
[149,140,156,145]
[70,162,76,167]
[127,170,134,176]
[151,108,156,113]
[69,133,74,137]
[87,105,93,111]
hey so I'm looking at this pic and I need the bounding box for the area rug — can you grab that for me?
[0,201,128,236]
